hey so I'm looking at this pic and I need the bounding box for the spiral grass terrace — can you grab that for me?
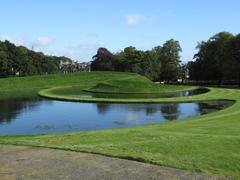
[0,72,239,178]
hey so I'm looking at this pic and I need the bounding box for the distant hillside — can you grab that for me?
[0,40,73,77]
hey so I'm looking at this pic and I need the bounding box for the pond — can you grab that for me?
[0,97,234,135]
[69,88,209,99]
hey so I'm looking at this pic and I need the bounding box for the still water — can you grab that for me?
[0,97,233,135]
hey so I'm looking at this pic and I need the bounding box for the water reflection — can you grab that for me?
[145,104,158,116]
[96,103,180,118]
[198,101,233,114]
[160,104,180,121]
[0,98,50,124]
[96,103,111,114]
[0,97,234,135]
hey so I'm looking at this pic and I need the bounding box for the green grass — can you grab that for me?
[37,72,196,102]
[85,80,194,94]
[0,72,143,91]
[0,72,239,178]
[85,76,193,94]
[0,71,193,100]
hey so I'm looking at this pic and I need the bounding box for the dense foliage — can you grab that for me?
[188,32,240,85]
[91,48,120,71]
[0,40,72,77]
[91,39,182,81]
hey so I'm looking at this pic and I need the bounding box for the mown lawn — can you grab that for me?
[0,72,239,178]
[0,72,193,100]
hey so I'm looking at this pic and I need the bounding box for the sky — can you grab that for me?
[0,0,240,62]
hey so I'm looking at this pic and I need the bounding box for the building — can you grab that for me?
[60,61,92,74]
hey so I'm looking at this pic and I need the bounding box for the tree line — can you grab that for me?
[91,39,182,82]
[187,32,240,85]
[1,32,239,84]
[0,40,72,77]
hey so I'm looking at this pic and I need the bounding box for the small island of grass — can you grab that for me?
[38,72,200,103]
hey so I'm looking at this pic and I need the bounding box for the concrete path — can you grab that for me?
[0,145,229,180]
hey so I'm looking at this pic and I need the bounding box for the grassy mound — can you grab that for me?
[84,74,157,93]
[0,72,142,91]
[85,79,195,94]
[39,84,197,103]
[85,80,154,93]
[36,72,196,102]
[0,72,158,99]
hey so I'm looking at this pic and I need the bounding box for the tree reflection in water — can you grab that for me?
[160,103,180,121]
[0,98,51,124]
[95,103,180,121]
[96,103,111,115]
[0,97,233,135]
[197,101,234,115]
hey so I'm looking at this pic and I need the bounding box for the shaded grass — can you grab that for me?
[0,72,239,178]
[85,79,193,94]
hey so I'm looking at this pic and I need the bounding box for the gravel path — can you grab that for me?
[0,145,229,180]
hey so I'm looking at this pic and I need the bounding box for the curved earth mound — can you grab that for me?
[38,72,207,102]
[85,80,157,94]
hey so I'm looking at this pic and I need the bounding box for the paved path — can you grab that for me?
[0,145,229,180]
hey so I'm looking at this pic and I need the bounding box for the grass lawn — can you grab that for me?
[0,71,193,100]
[0,72,239,178]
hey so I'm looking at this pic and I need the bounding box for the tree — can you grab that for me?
[187,61,201,81]
[116,47,161,81]
[0,50,9,77]
[91,41,182,81]
[192,32,234,85]
[91,48,119,71]
[178,63,188,83]
[141,50,161,81]
[225,34,240,85]
[0,40,70,78]
[117,46,145,72]
[159,39,182,82]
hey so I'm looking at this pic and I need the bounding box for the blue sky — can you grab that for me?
[0,0,239,62]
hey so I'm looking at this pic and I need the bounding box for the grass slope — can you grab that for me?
[0,72,239,178]
[37,72,195,102]
[85,79,194,94]
[0,72,142,91]
[0,72,193,100]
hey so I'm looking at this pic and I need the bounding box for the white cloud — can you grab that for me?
[0,35,99,62]
[1,35,27,46]
[47,42,104,62]
[0,35,53,49]
[126,13,146,25]
[34,37,53,47]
